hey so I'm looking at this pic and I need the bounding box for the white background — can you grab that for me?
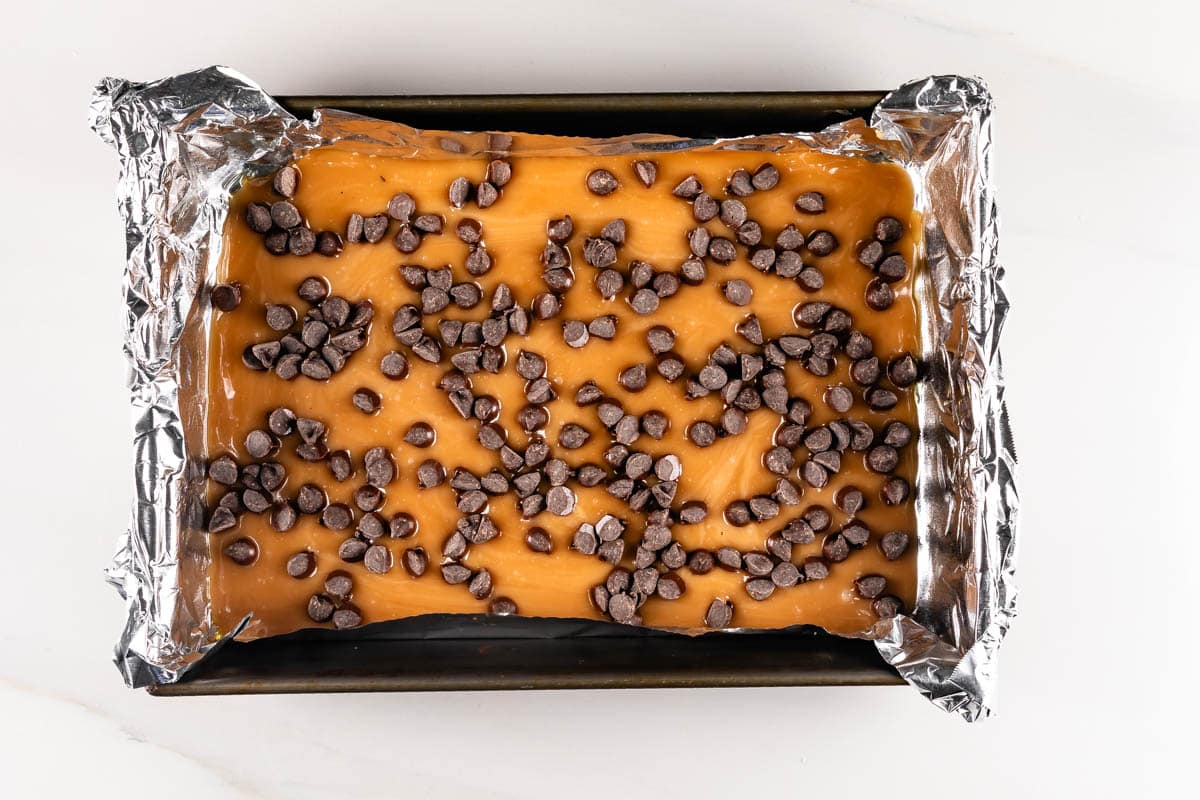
[1,1,1196,797]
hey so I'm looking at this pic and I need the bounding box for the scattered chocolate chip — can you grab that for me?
[855,574,887,600]
[802,557,830,582]
[687,421,717,448]
[721,279,752,306]
[586,169,619,195]
[851,357,881,386]
[402,546,428,576]
[469,568,493,599]
[794,192,825,214]
[873,595,903,619]
[745,578,775,601]
[211,283,242,312]
[307,594,335,622]
[822,532,850,563]
[632,160,657,187]
[221,536,258,566]
[726,168,754,196]
[824,385,854,413]
[705,598,734,628]
[879,531,911,560]
[489,597,518,615]
[390,513,417,540]
[246,203,273,233]
[351,388,381,415]
[881,476,911,506]
[708,237,737,264]
[875,216,904,243]
[888,354,920,388]
[877,254,908,282]
[641,411,669,440]
[865,277,895,311]
[617,364,648,392]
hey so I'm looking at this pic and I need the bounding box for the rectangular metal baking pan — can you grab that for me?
[150,90,901,696]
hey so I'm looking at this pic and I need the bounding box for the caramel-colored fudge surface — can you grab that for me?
[205,131,921,639]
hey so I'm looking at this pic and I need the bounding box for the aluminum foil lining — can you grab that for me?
[91,67,1017,719]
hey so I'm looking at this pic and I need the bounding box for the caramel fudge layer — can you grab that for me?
[205,132,921,638]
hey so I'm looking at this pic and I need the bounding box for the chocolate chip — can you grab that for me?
[556,319,589,349]
[546,485,577,516]
[824,385,854,413]
[724,167,754,196]
[802,557,829,582]
[842,522,870,549]
[687,421,716,448]
[888,354,920,388]
[607,592,637,622]
[489,597,518,615]
[211,283,242,312]
[468,568,493,599]
[246,203,273,233]
[337,536,369,562]
[207,454,239,486]
[363,447,395,487]
[383,192,413,222]
[356,214,386,244]
[632,160,657,187]
[448,176,473,209]
[263,229,288,255]
[623,287,657,316]
[851,357,881,387]
[571,525,598,555]
[586,169,618,195]
[390,513,417,540]
[614,364,646,392]
[780,519,814,545]
[873,595,903,619]
[794,192,825,214]
[704,598,733,628]
[804,230,836,257]
[858,240,885,268]
[855,574,887,600]
[243,429,277,460]
[722,279,752,306]
[765,533,792,562]
[589,315,618,340]
[463,247,492,278]
[801,461,828,488]
[598,219,626,246]
[350,388,381,415]
[315,231,343,257]
[739,552,770,578]
[721,407,748,436]
[877,254,908,283]
[879,531,911,560]
[724,501,752,527]
[689,192,717,223]
[748,496,780,521]
[401,546,427,577]
[867,387,899,412]
[676,257,705,286]
[762,446,793,476]
[731,217,761,245]
[440,563,471,585]
[270,200,302,229]
[718,199,747,229]
[773,477,802,506]
[359,544,390,575]
[708,237,736,264]
[822,532,850,563]
[745,578,775,601]
[881,476,911,506]
[207,506,238,534]
[307,594,335,622]
[628,413,665,445]
[865,278,895,311]
[485,159,512,188]
[447,221,482,251]
[679,501,708,524]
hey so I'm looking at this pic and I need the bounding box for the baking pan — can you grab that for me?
[150,90,902,696]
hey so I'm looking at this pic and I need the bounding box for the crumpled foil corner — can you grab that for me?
[92,68,1017,718]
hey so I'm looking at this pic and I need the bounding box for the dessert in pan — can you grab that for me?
[205,134,922,638]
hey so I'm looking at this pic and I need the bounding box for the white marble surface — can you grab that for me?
[1,1,1196,796]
